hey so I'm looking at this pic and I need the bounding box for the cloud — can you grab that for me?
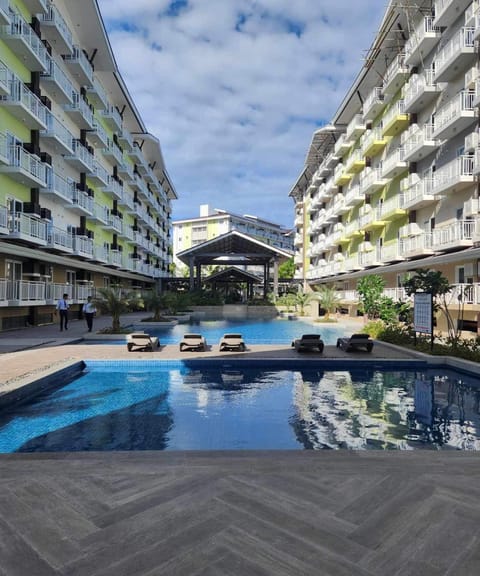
[97,0,387,226]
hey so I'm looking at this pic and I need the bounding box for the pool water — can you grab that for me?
[0,361,479,452]
[139,318,349,345]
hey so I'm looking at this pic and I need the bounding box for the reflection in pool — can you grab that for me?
[0,361,479,452]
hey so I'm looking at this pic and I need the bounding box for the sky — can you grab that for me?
[97,0,387,228]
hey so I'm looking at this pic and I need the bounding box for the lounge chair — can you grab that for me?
[336,333,374,353]
[219,333,246,352]
[179,333,207,352]
[127,333,160,352]
[292,334,324,353]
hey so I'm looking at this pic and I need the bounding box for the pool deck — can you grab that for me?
[0,315,479,575]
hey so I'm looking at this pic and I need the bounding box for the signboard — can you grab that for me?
[414,293,433,335]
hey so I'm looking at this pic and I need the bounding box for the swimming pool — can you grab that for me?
[131,318,351,345]
[1,360,479,452]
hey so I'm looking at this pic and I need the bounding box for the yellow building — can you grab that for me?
[290,0,480,334]
[0,0,176,330]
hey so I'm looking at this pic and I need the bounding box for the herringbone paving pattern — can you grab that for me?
[0,452,479,575]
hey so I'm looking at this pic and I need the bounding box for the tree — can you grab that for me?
[94,287,133,332]
[278,258,295,279]
[142,290,165,321]
[294,291,313,316]
[357,275,393,321]
[312,285,341,321]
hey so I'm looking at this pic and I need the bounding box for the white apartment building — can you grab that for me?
[173,204,293,274]
[290,0,480,332]
[0,0,176,330]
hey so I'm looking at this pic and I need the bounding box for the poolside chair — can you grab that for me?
[179,333,207,352]
[336,333,374,353]
[292,334,324,353]
[219,333,246,352]
[127,333,160,352]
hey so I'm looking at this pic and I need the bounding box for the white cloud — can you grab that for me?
[97,0,387,226]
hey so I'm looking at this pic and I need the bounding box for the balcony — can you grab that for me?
[474,79,480,107]
[363,87,385,121]
[86,76,109,111]
[430,155,475,196]
[62,45,93,87]
[294,213,303,227]
[63,139,94,172]
[0,13,48,72]
[117,160,135,182]
[432,90,476,140]
[402,124,439,162]
[104,212,123,235]
[103,175,123,200]
[333,162,353,186]
[0,144,47,187]
[332,223,346,245]
[344,149,366,174]
[405,16,441,66]
[400,232,434,258]
[40,169,75,204]
[378,195,407,221]
[435,27,476,82]
[47,226,74,254]
[73,235,94,258]
[475,146,480,174]
[0,78,48,130]
[333,133,351,156]
[382,100,409,137]
[0,203,8,235]
[87,160,109,186]
[344,219,363,239]
[344,183,364,208]
[324,176,338,197]
[117,128,134,152]
[100,105,123,132]
[0,0,9,25]
[381,147,408,179]
[432,219,478,251]
[361,127,387,158]
[0,58,8,96]
[64,91,94,130]
[86,121,109,150]
[102,139,123,166]
[382,54,409,96]
[8,212,47,246]
[360,166,389,194]
[359,248,383,268]
[86,202,109,225]
[362,205,387,231]
[40,56,74,105]
[69,190,93,216]
[434,0,472,27]
[400,174,437,210]
[40,111,74,155]
[108,250,123,268]
[345,114,366,144]
[38,2,73,55]
[332,192,347,216]
[7,280,46,305]
[404,70,441,113]
[381,242,404,263]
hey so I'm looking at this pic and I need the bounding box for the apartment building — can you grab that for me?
[173,204,293,274]
[0,0,176,330]
[290,0,480,332]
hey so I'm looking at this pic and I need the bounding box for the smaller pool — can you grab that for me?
[130,318,350,345]
[0,360,479,453]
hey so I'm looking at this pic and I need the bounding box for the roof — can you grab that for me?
[204,266,262,284]
[176,231,293,266]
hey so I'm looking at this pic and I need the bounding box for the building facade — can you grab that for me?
[0,0,176,330]
[173,205,293,274]
[291,0,480,332]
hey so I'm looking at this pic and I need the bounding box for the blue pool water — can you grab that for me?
[131,318,349,345]
[0,360,479,452]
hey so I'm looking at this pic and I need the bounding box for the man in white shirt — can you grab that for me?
[56,293,69,331]
[82,296,97,332]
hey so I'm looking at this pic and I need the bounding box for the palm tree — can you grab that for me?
[294,291,313,316]
[94,287,133,332]
[142,290,164,321]
[313,285,341,321]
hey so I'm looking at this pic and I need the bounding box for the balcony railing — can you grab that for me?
[382,54,409,95]
[41,170,75,203]
[1,145,47,187]
[47,226,74,252]
[63,45,94,87]
[432,90,476,140]
[402,123,438,161]
[0,13,48,71]
[435,27,476,81]
[39,1,73,54]
[6,280,46,302]
[404,69,439,112]
[41,111,74,154]
[41,56,74,104]
[363,87,384,120]
[9,212,47,244]
[432,219,477,249]
[400,174,436,210]
[405,16,441,66]
[64,91,94,129]
[1,77,48,129]
[400,232,434,256]
[434,0,473,27]
[429,155,474,195]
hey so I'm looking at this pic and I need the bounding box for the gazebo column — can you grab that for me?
[273,257,279,298]
[195,264,202,289]
[189,257,195,291]
[263,263,269,299]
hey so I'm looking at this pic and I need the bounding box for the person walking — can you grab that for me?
[56,293,69,331]
[82,296,97,333]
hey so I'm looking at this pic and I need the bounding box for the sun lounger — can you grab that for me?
[179,333,207,351]
[127,333,160,352]
[292,334,324,353]
[219,333,246,352]
[336,333,374,353]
